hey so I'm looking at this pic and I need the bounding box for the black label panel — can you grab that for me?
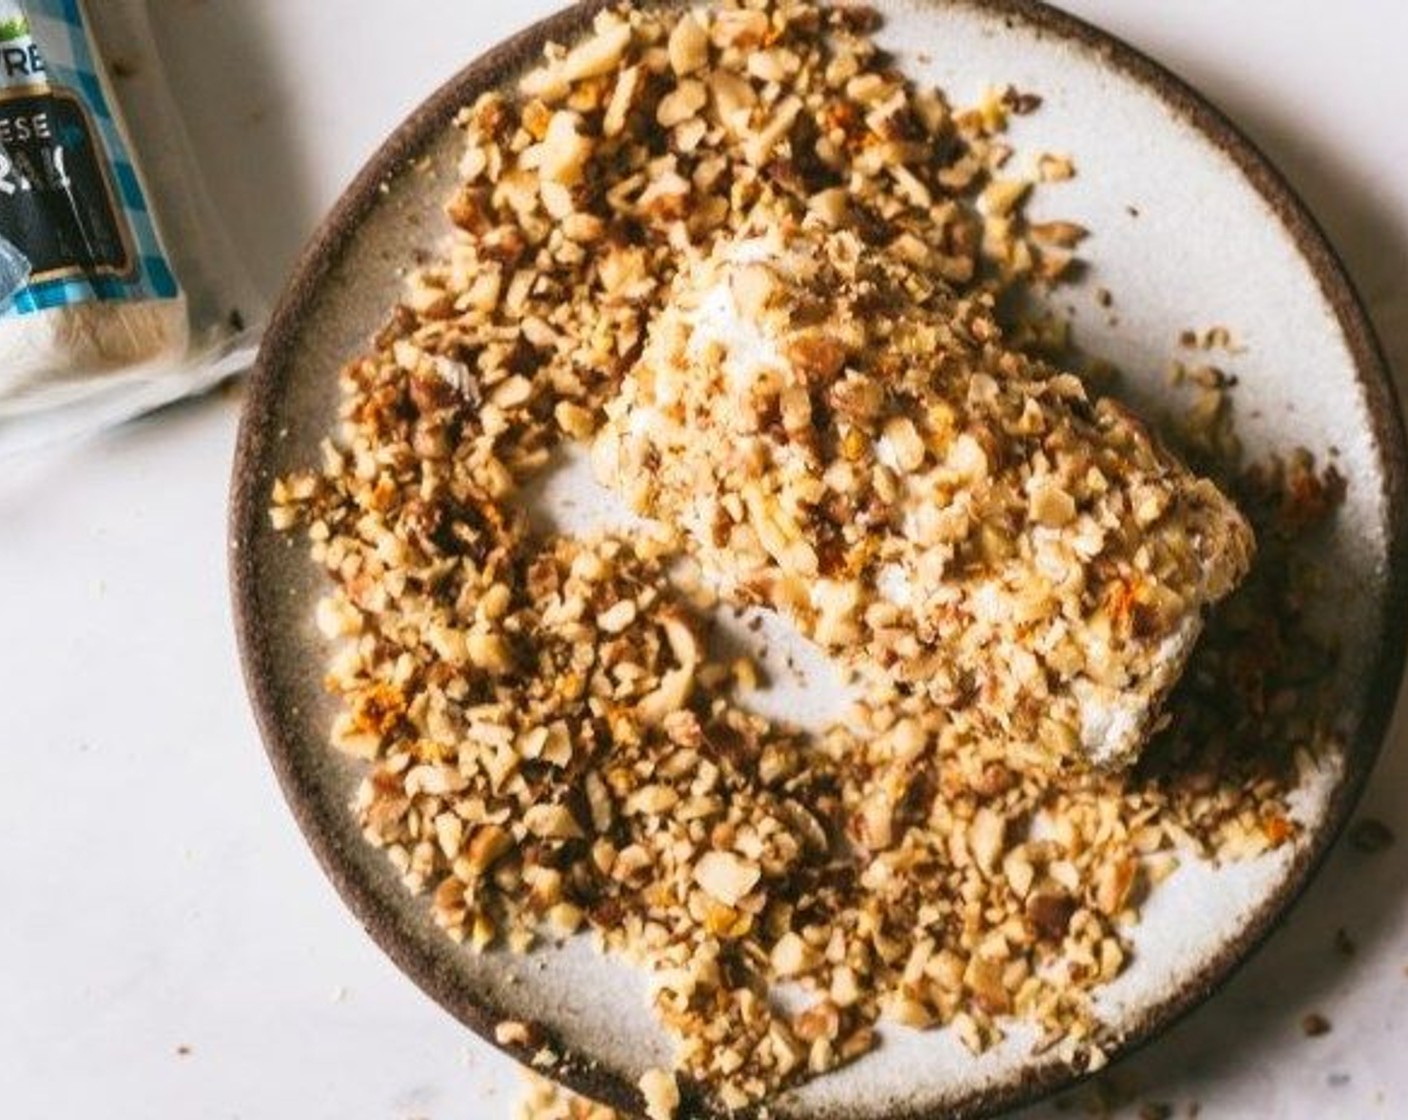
[0,87,132,282]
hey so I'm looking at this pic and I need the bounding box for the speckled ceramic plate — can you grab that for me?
[230,2,1408,1117]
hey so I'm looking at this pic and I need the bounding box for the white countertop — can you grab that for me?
[2,2,1406,1118]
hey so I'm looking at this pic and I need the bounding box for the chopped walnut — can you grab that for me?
[638,1069,680,1120]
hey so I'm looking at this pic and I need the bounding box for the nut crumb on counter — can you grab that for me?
[1348,817,1395,854]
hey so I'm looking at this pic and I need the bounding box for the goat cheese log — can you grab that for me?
[594,223,1254,768]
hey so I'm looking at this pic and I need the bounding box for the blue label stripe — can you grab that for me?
[74,69,107,119]
[144,254,178,299]
[112,161,144,211]
[13,270,182,311]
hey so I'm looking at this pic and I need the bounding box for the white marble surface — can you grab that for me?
[1,2,1406,1118]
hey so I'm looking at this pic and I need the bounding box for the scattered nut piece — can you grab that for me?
[1036,152,1075,181]
[496,1019,537,1047]
[668,11,710,76]
[694,850,761,906]
[638,1068,680,1120]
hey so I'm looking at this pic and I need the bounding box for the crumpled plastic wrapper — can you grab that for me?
[0,233,29,306]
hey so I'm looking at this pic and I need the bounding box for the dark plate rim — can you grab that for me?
[229,1,1408,1117]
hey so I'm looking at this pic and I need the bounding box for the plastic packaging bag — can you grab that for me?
[0,0,263,454]
[1,231,30,299]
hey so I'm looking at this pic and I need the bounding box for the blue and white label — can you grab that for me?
[0,0,178,319]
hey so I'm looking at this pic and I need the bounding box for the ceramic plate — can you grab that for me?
[230,1,1408,1116]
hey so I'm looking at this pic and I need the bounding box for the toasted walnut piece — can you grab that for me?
[540,180,576,220]
[556,401,597,439]
[524,804,585,840]
[1028,891,1077,940]
[639,170,692,219]
[597,599,639,633]
[709,69,757,136]
[829,373,884,423]
[950,1011,984,1055]
[561,20,633,83]
[638,1068,680,1120]
[979,178,1030,218]
[808,188,849,226]
[881,416,925,471]
[711,7,769,48]
[891,164,933,209]
[466,824,514,874]
[658,79,708,128]
[786,333,847,383]
[731,262,780,320]
[480,583,512,622]
[493,375,535,409]
[1036,151,1075,181]
[1003,848,1035,898]
[662,709,702,749]
[626,784,680,815]
[947,432,989,479]
[749,48,801,84]
[658,612,700,664]
[694,850,761,906]
[1094,856,1137,915]
[638,664,695,726]
[468,631,514,675]
[434,812,464,860]
[668,11,710,76]
[547,901,585,935]
[851,795,894,851]
[830,966,860,1008]
[316,594,363,638]
[780,386,813,433]
[772,931,822,977]
[746,94,803,166]
[603,65,643,137]
[1028,220,1089,248]
[969,807,1005,874]
[496,1020,538,1047]
[1029,481,1077,527]
[540,111,593,185]
[965,954,1012,1015]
